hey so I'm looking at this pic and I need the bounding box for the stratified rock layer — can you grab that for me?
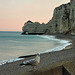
[22,0,75,35]
[22,21,49,34]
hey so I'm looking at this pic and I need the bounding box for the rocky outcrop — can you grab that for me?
[47,3,71,34]
[22,20,49,35]
[22,0,75,35]
[47,0,75,35]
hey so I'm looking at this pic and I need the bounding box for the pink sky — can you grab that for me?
[0,0,70,31]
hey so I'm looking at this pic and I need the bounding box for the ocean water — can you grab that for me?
[0,31,71,65]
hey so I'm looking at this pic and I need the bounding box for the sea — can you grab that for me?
[0,31,71,65]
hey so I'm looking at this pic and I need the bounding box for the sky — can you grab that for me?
[0,0,70,31]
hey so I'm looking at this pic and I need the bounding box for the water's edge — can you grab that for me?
[0,35,72,66]
[39,35,71,53]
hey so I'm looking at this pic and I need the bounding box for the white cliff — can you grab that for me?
[22,0,75,35]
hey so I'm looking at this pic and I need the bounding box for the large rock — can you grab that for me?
[22,0,75,35]
[22,20,49,34]
[47,3,71,33]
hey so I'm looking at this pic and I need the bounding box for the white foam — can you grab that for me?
[39,35,69,43]
[0,35,72,66]
[38,35,72,53]
[44,43,71,53]
[0,58,24,66]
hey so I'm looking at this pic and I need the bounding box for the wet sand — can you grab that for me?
[0,34,75,75]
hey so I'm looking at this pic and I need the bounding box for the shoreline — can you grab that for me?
[0,34,71,66]
[0,33,75,75]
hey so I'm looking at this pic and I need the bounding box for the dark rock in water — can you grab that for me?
[21,32,25,35]
[21,31,28,35]
[22,20,49,35]
[18,54,36,58]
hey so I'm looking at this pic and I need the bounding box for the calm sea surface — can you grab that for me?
[0,31,71,61]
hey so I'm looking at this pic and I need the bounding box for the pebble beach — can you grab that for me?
[0,34,75,75]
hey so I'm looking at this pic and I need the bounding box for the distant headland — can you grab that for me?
[22,0,75,35]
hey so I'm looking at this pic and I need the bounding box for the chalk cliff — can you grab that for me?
[22,20,49,34]
[22,0,75,35]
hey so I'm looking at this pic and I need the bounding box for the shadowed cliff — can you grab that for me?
[22,0,75,35]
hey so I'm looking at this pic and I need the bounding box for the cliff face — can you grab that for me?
[47,3,70,34]
[22,0,75,35]
[22,21,49,34]
[47,0,75,35]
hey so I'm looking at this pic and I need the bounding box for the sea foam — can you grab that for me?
[39,35,72,53]
[0,58,24,66]
[0,35,72,66]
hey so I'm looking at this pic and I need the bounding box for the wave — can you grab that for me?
[0,35,72,66]
[0,58,24,66]
[44,43,71,53]
[39,35,69,43]
[38,35,72,53]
